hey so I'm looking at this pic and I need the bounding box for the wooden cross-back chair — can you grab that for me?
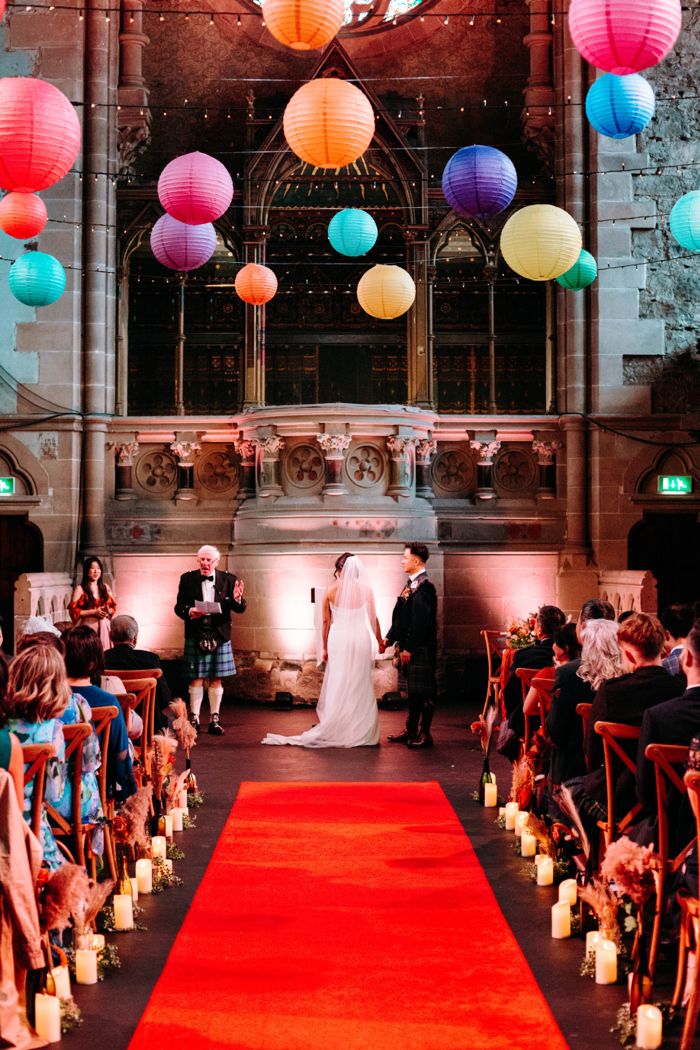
[480,631,504,719]
[21,742,56,839]
[44,721,96,872]
[594,720,642,853]
[113,667,163,683]
[90,705,119,879]
[672,769,700,1050]
[516,667,544,753]
[645,743,692,981]
[577,702,592,744]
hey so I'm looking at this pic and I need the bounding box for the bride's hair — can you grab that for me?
[334,552,353,578]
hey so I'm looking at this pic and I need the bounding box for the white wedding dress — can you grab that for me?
[261,557,380,748]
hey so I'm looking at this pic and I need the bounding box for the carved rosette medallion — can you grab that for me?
[196,450,240,497]
[345,444,385,489]
[285,444,324,489]
[432,449,475,497]
[135,449,177,497]
[494,449,538,494]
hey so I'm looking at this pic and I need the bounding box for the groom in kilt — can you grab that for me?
[175,545,246,736]
[384,542,438,748]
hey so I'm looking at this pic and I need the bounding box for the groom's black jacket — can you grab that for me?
[386,572,437,657]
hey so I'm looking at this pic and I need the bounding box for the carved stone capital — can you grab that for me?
[532,439,563,464]
[415,439,437,463]
[108,439,139,466]
[316,433,351,456]
[470,439,501,462]
[386,435,417,456]
[169,436,201,466]
[255,436,285,458]
[234,438,256,461]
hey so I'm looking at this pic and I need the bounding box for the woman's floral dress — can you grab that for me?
[55,693,104,854]
[7,717,66,871]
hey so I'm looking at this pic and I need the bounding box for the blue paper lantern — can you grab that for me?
[670,190,700,251]
[328,209,378,256]
[442,145,517,219]
[9,250,65,306]
[585,73,655,139]
[556,249,598,290]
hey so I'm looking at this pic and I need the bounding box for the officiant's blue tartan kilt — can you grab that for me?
[398,646,436,697]
[182,639,236,679]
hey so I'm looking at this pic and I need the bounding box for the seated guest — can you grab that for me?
[1,646,71,870]
[104,615,171,731]
[618,610,635,624]
[523,623,581,717]
[502,604,566,720]
[0,651,23,808]
[661,604,696,678]
[635,623,700,853]
[89,635,143,741]
[63,626,136,802]
[566,613,684,830]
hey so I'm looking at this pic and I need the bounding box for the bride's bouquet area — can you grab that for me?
[505,613,537,650]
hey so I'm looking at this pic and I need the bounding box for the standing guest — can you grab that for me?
[661,604,696,677]
[0,651,23,808]
[1,646,71,870]
[175,545,246,736]
[384,543,438,748]
[69,556,117,650]
[104,614,171,732]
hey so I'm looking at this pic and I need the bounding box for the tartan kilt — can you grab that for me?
[398,646,436,698]
[182,638,236,680]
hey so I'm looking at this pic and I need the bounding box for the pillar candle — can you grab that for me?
[595,939,617,984]
[636,1005,662,1049]
[75,949,98,985]
[179,788,188,810]
[551,901,571,939]
[151,836,166,860]
[585,930,601,956]
[34,993,61,1043]
[113,894,133,930]
[171,807,184,831]
[558,879,577,906]
[92,934,105,950]
[515,810,529,836]
[537,857,554,885]
[483,782,498,808]
[50,965,71,1000]
[130,877,139,902]
[498,807,506,817]
[505,802,518,830]
[521,831,536,857]
[135,857,152,894]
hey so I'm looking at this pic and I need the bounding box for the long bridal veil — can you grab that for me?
[261,555,380,748]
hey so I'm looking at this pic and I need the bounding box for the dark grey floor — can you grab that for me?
[65,698,682,1050]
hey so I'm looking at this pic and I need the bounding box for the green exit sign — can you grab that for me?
[658,475,692,494]
[0,477,15,495]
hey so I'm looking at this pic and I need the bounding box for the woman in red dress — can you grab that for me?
[69,556,116,649]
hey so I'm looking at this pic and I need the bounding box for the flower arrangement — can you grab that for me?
[505,613,537,650]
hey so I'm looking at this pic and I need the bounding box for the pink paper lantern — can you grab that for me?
[151,214,217,271]
[569,0,682,75]
[158,151,233,226]
[0,78,81,192]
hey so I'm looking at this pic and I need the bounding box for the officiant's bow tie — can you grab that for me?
[201,575,214,582]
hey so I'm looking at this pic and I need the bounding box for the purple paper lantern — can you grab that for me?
[151,214,217,271]
[442,145,517,219]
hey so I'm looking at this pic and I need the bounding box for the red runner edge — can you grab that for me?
[129,781,568,1050]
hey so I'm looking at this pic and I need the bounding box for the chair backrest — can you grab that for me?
[45,721,93,838]
[516,667,545,751]
[114,692,137,737]
[21,742,56,838]
[594,720,642,848]
[120,678,157,763]
[90,705,118,805]
[645,743,690,872]
[576,702,592,737]
[480,631,503,681]
[114,667,163,681]
[684,768,700,848]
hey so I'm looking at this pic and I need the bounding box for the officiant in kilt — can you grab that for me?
[175,545,246,737]
[384,542,438,749]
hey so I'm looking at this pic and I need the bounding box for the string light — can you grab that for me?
[469,13,475,24]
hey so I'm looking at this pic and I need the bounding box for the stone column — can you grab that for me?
[469,433,501,500]
[560,416,588,552]
[415,439,437,499]
[254,429,285,499]
[243,234,268,408]
[406,235,433,409]
[117,0,151,169]
[522,0,555,167]
[532,436,562,499]
[234,435,256,500]
[170,433,201,502]
[108,437,139,500]
[386,433,417,500]
[316,433,351,497]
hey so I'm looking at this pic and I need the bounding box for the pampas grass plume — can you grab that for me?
[169,698,197,751]
[114,785,153,847]
[41,864,90,933]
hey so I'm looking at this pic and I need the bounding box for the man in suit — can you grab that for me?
[503,605,566,721]
[660,604,695,679]
[105,614,172,731]
[383,543,438,748]
[174,545,246,736]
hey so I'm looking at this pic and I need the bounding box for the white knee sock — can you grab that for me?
[208,685,224,718]
[189,685,204,719]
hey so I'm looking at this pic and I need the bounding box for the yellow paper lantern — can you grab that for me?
[500,204,582,281]
[357,265,416,319]
[283,79,375,169]
[262,0,345,50]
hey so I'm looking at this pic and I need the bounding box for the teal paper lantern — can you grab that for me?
[328,208,378,256]
[670,190,700,251]
[556,249,598,289]
[9,251,66,306]
[585,73,655,139]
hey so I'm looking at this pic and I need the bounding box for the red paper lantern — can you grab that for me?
[158,151,233,226]
[0,192,47,238]
[235,263,278,305]
[0,1,6,20]
[0,78,81,193]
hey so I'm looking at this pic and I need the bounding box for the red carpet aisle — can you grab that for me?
[129,782,568,1050]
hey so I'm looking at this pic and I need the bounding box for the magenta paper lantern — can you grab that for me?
[151,214,217,271]
[568,0,682,75]
[0,78,81,193]
[157,151,233,226]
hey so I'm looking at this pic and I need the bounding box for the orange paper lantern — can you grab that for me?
[262,0,344,50]
[283,79,375,169]
[235,263,278,305]
[0,192,47,238]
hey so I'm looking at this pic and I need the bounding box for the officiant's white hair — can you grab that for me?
[198,545,220,559]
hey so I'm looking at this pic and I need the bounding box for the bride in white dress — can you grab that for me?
[261,553,383,748]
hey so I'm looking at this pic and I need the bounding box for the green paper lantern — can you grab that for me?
[556,249,598,290]
[9,250,66,306]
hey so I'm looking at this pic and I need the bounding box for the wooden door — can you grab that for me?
[0,516,43,654]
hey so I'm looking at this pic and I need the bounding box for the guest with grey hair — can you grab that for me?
[104,614,172,731]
